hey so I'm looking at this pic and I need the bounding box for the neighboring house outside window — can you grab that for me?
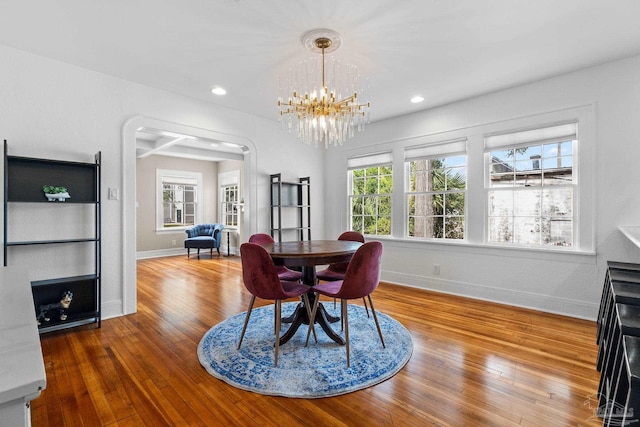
[348,152,393,236]
[485,123,576,247]
[156,169,203,231]
[221,184,239,227]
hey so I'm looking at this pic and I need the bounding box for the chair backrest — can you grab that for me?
[327,231,365,273]
[338,231,365,243]
[186,223,221,238]
[338,241,383,300]
[248,233,275,245]
[240,243,289,300]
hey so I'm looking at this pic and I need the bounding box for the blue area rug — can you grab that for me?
[198,302,413,398]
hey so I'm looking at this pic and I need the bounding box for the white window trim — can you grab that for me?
[347,152,393,236]
[155,169,203,232]
[218,170,240,230]
[404,146,468,241]
[484,124,577,248]
[404,138,467,161]
[340,103,595,255]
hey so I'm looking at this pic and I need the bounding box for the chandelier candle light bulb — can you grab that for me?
[278,29,370,148]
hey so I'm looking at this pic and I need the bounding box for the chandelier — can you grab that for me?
[277,29,370,148]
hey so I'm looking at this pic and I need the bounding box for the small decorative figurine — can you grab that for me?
[37,290,73,325]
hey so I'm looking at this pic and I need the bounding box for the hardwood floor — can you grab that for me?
[31,255,601,426]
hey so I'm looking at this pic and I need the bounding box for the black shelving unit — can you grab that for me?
[270,173,310,242]
[3,140,101,333]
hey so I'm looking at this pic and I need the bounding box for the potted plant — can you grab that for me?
[43,185,71,202]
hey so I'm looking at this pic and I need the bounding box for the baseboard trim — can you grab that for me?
[136,248,186,259]
[102,299,126,319]
[382,269,597,321]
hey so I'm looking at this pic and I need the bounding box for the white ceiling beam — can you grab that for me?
[136,136,186,158]
[152,145,244,162]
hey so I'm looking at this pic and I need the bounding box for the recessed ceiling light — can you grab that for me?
[210,86,227,96]
[411,95,424,103]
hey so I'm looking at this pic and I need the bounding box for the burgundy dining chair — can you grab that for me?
[238,242,316,367]
[248,233,304,282]
[316,231,369,316]
[305,241,385,367]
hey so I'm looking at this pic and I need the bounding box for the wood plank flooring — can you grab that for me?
[31,255,601,426]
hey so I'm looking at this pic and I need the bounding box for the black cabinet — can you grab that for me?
[3,140,101,333]
[270,173,310,242]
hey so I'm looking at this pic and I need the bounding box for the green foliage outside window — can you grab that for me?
[350,166,392,236]
[407,156,466,239]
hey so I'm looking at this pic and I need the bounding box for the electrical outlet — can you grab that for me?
[433,264,440,275]
[171,240,177,246]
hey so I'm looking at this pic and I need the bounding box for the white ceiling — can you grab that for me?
[1,1,640,159]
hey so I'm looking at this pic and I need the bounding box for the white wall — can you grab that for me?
[324,54,640,319]
[0,44,326,320]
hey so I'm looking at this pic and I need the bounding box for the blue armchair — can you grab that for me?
[184,223,224,258]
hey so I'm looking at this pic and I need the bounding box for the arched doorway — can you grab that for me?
[121,116,257,315]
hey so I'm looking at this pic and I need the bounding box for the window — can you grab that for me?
[221,184,239,227]
[219,170,241,229]
[407,154,466,239]
[348,152,393,236]
[486,123,576,247]
[156,169,202,230]
[342,106,593,253]
[163,180,196,227]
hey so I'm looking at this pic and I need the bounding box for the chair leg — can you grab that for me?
[302,293,318,344]
[305,296,321,347]
[367,295,385,348]
[237,295,256,349]
[187,248,190,258]
[363,297,370,318]
[343,298,350,367]
[274,299,281,367]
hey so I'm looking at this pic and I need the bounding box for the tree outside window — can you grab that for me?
[407,155,466,239]
[350,165,392,236]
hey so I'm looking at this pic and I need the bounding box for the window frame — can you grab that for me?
[484,123,578,249]
[218,170,241,230]
[155,169,203,232]
[347,153,393,237]
[221,183,239,228]
[340,103,595,254]
[485,133,576,247]
[405,152,467,240]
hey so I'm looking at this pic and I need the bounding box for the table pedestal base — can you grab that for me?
[280,295,344,345]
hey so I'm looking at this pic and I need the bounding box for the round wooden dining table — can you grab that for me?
[258,239,363,345]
